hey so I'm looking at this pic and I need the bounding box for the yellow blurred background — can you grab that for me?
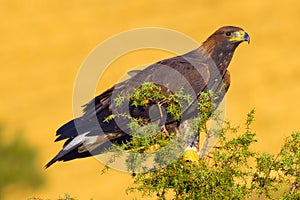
[1,0,300,199]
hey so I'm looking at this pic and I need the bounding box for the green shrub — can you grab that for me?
[126,111,299,199]
[103,83,299,199]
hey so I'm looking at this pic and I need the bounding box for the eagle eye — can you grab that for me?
[225,32,232,36]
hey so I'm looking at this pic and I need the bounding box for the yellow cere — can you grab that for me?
[229,30,245,42]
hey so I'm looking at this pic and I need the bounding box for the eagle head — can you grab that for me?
[202,26,250,68]
[203,26,250,51]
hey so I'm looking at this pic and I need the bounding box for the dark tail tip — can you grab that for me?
[44,155,60,169]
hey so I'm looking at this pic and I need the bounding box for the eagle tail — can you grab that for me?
[45,122,92,168]
[45,150,64,168]
[45,144,94,168]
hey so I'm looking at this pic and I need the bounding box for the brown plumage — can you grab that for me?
[46,26,250,168]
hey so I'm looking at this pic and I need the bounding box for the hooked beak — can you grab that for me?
[230,30,250,44]
[243,31,250,44]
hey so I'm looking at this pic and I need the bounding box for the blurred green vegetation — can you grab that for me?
[0,124,44,198]
[28,193,79,200]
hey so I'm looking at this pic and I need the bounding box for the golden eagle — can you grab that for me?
[46,26,250,168]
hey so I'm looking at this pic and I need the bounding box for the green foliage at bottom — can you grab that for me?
[28,193,81,200]
[125,111,300,200]
[101,84,300,199]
